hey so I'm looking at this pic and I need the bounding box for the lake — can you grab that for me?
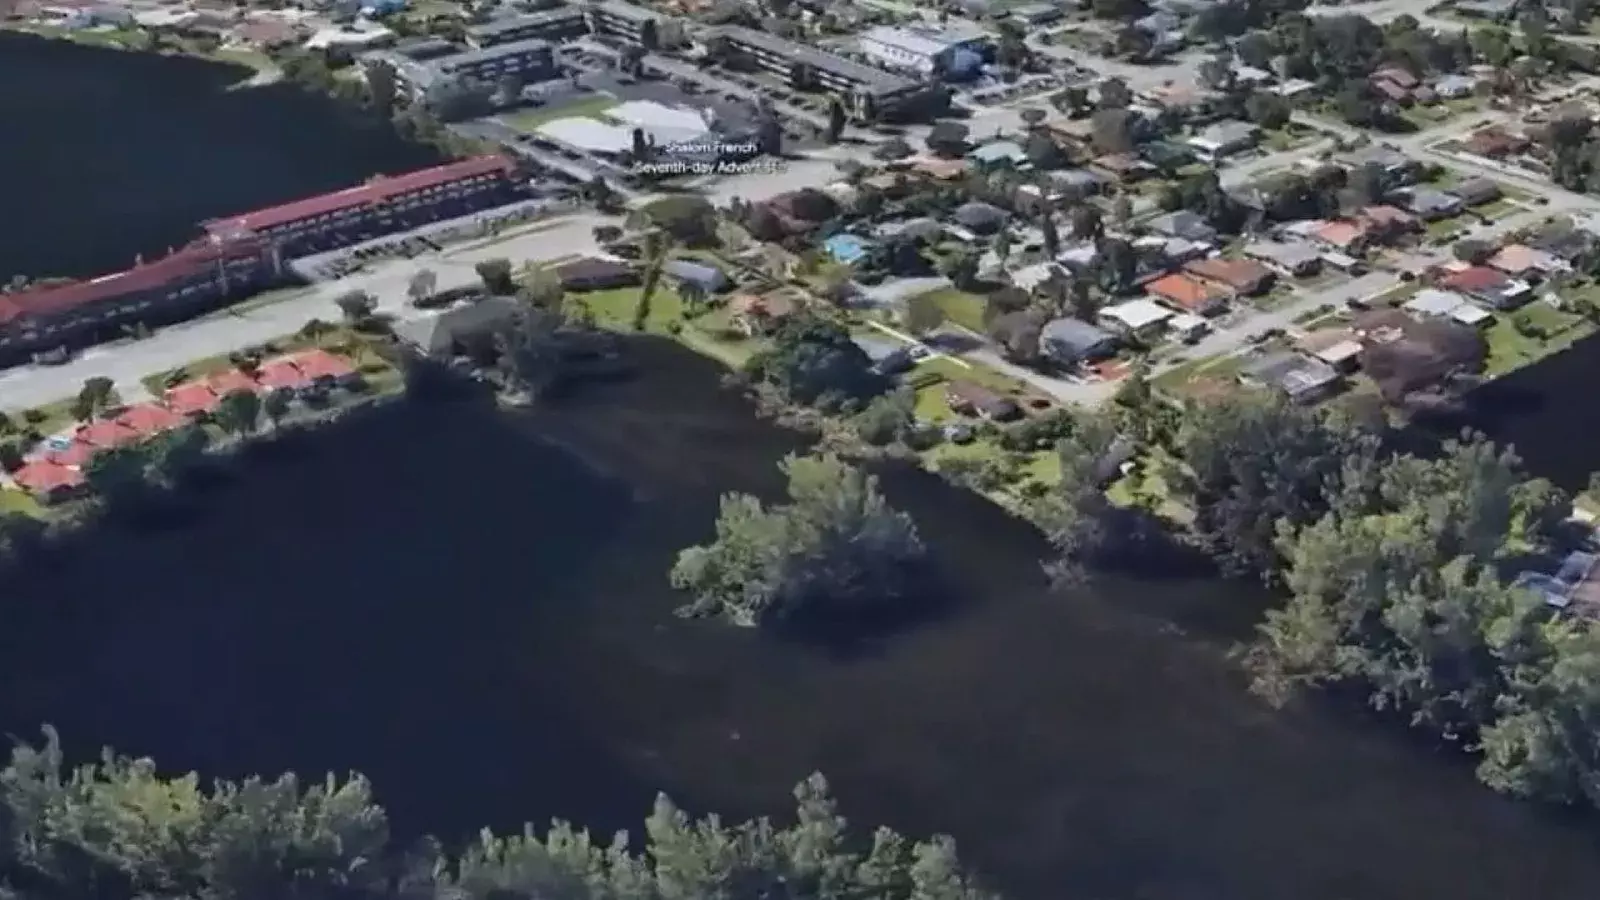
[0,32,442,281]
[2,338,1598,900]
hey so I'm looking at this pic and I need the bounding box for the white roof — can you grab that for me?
[1011,263,1061,291]
[306,23,394,48]
[1168,312,1207,332]
[134,8,197,26]
[1452,304,1493,325]
[537,117,633,154]
[859,25,962,59]
[1316,339,1364,362]
[1404,288,1471,317]
[1101,298,1174,330]
[604,100,713,145]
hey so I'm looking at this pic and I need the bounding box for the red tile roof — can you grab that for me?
[0,239,266,326]
[208,369,261,397]
[257,357,311,391]
[1145,273,1223,311]
[38,440,96,469]
[12,460,84,496]
[1441,266,1511,292]
[165,381,223,417]
[75,418,142,450]
[203,155,518,237]
[285,348,357,381]
[114,403,186,438]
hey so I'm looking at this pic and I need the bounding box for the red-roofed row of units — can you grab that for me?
[5,350,361,503]
[202,155,523,258]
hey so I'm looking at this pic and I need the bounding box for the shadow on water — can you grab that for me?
[0,32,443,281]
[2,338,1597,900]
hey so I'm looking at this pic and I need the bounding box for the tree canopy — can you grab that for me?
[745,315,888,412]
[671,453,928,629]
[0,727,995,900]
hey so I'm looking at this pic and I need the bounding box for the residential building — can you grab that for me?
[556,257,640,290]
[1146,210,1217,243]
[1183,257,1274,296]
[202,156,523,258]
[585,0,663,46]
[1089,153,1157,183]
[1358,204,1421,238]
[1403,288,1494,327]
[433,38,557,85]
[1244,239,1322,277]
[1040,317,1117,365]
[1309,220,1371,254]
[968,140,1029,169]
[857,25,983,77]
[1337,145,1421,183]
[395,294,523,357]
[945,380,1020,420]
[731,293,797,336]
[1450,177,1501,207]
[0,239,282,367]
[1009,2,1063,24]
[1240,352,1341,404]
[1167,312,1208,341]
[1097,298,1173,335]
[663,259,729,293]
[1433,73,1479,98]
[1464,126,1529,158]
[1439,265,1531,309]
[1353,308,1487,401]
[1488,243,1572,279]
[465,7,586,47]
[704,26,925,120]
[1297,327,1364,372]
[1187,120,1260,161]
[1144,273,1226,315]
[1397,187,1463,220]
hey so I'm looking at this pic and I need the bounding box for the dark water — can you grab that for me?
[2,338,1598,900]
[0,33,442,281]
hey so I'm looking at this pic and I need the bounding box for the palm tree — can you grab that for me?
[262,390,292,431]
[633,230,672,331]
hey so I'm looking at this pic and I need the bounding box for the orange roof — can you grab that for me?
[1360,205,1418,228]
[165,381,223,417]
[1183,257,1271,290]
[36,440,96,469]
[257,357,311,391]
[914,158,968,180]
[207,369,260,397]
[12,460,83,496]
[1487,244,1542,274]
[1314,220,1367,249]
[75,418,142,450]
[1145,273,1221,311]
[282,349,356,382]
[114,403,185,438]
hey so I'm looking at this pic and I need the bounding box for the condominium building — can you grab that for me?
[703,26,926,121]
[584,0,663,47]
[435,38,556,84]
[465,7,587,48]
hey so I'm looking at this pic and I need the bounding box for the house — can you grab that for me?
[1433,73,1479,98]
[113,403,186,439]
[1009,2,1063,24]
[1240,352,1341,404]
[912,157,968,180]
[1359,205,1422,238]
[9,459,84,503]
[555,257,639,291]
[663,259,729,293]
[1439,266,1531,309]
[1338,145,1421,183]
[1310,220,1370,253]
[1488,243,1572,279]
[1244,240,1322,277]
[1374,65,1420,90]
[1183,257,1274,296]
[1011,263,1063,294]
[1187,121,1260,161]
[945,380,1020,421]
[1146,210,1218,243]
[1144,273,1227,315]
[394,294,522,357]
[953,202,1008,235]
[1167,312,1209,341]
[1403,288,1494,327]
[1449,177,1502,207]
[730,293,796,336]
[873,217,943,244]
[1297,327,1364,372]
[1371,78,1413,105]
[1464,126,1529,158]
[1041,317,1117,365]
[1397,187,1463,221]
[968,140,1030,169]
[1089,153,1157,183]
[857,24,983,77]
[1098,298,1173,335]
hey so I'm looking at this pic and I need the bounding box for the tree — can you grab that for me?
[1089,108,1136,155]
[855,388,918,446]
[1098,77,1132,109]
[361,57,398,115]
[1454,239,1494,264]
[1024,132,1066,169]
[1034,410,1121,585]
[992,229,1014,266]
[641,195,718,245]
[903,291,947,335]
[1071,206,1103,241]
[1041,211,1061,258]
[475,258,516,295]
[83,444,152,508]
[262,390,293,431]
[745,314,888,411]
[215,389,263,438]
[494,71,525,106]
[148,423,212,485]
[75,376,116,421]
[496,305,569,399]
[1199,54,1235,91]
[925,122,970,158]
[1110,195,1133,226]
[1244,92,1292,129]
[826,97,847,142]
[634,231,671,330]
[939,250,980,291]
[671,453,927,627]
[1019,106,1048,130]
[408,268,438,305]
[335,290,376,323]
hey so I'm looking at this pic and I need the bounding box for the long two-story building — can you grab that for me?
[585,0,663,47]
[466,7,587,47]
[0,238,283,367]
[702,26,933,122]
[202,155,524,258]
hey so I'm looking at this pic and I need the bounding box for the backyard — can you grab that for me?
[500,95,621,134]
[1484,301,1597,377]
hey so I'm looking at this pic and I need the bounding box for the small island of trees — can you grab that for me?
[671,453,928,629]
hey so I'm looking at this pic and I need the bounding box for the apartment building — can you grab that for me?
[584,0,663,47]
[435,38,556,84]
[704,26,925,121]
[202,155,523,258]
[465,7,587,48]
[0,239,282,367]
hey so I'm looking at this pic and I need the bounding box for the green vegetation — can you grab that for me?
[501,96,620,133]
[915,288,987,332]
[672,453,928,628]
[1483,302,1596,377]
[1152,353,1246,398]
[0,727,992,900]
[140,323,400,397]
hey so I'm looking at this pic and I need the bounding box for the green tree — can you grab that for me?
[475,258,516,295]
[148,423,211,486]
[408,268,438,305]
[75,376,116,422]
[671,453,927,627]
[854,388,918,446]
[335,290,376,324]
[215,389,263,438]
[903,292,946,336]
[745,314,889,412]
[82,444,153,508]
[634,231,671,331]
[262,390,293,431]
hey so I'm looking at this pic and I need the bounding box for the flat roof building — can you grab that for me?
[857,25,983,77]
[585,0,663,47]
[705,25,925,120]
[433,37,556,84]
[466,8,587,47]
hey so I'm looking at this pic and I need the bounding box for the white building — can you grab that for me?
[857,25,979,76]
[305,21,395,49]
[1098,298,1174,335]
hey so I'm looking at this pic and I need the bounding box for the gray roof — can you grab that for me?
[1402,187,1462,213]
[708,26,920,97]
[663,258,729,289]
[1450,176,1501,202]
[591,0,662,21]
[471,6,584,36]
[392,36,458,59]
[1195,120,1260,146]
[1245,239,1321,268]
[435,37,553,73]
[1242,352,1339,397]
[1041,317,1115,355]
[1339,145,1414,171]
[1147,210,1216,240]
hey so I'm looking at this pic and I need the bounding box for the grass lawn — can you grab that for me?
[1106,450,1193,525]
[500,96,620,134]
[1474,197,1520,220]
[916,288,987,333]
[1153,352,1246,398]
[1484,304,1597,377]
[1425,215,1468,241]
[566,284,684,332]
[0,488,43,519]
